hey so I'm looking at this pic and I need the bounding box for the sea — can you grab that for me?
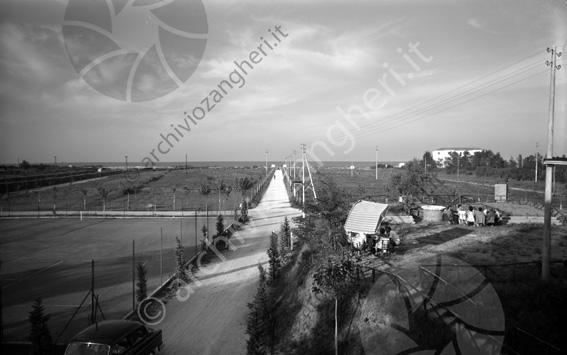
[65,161,403,169]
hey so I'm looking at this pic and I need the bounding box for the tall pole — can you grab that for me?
[542,45,561,282]
[91,259,95,324]
[132,240,135,310]
[302,144,306,217]
[160,228,163,285]
[457,153,461,202]
[535,142,538,182]
[375,147,378,180]
[293,150,297,179]
[265,149,268,177]
[185,154,188,174]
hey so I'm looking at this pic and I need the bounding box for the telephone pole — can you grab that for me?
[535,142,538,182]
[301,143,306,217]
[265,149,268,177]
[542,45,562,282]
[375,147,378,180]
[293,150,297,180]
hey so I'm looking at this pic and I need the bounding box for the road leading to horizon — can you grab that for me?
[157,169,301,355]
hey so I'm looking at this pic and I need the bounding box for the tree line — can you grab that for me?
[405,150,567,183]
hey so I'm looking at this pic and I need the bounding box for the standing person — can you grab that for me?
[386,226,401,252]
[466,206,475,226]
[375,228,389,255]
[486,209,496,226]
[474,207,486,227]
[457,205,467,225]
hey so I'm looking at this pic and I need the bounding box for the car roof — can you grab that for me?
[70,320,145,346]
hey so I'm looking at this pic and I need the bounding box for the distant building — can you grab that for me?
[432,147,484,167]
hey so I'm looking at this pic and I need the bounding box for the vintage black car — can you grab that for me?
[63,320,164,355]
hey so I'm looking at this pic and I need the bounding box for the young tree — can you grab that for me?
[96,186,110,212]
[174,237,189,283]
[136,262,148,303]
[199,182,212,195]
[312,258,356,355]
[279,217,291,251]
[201,225,208,252]
[216,214,225,237]
[267,232,281,283]
[236,177,255,200]
[246,265,269,355]
[28,298,53,355]
[239,198,249,223]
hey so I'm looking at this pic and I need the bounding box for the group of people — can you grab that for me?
[369,226,402,256]
[444,204,501,227]
[348,225,402,256]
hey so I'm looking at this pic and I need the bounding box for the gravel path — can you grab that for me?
[156,169,301,355]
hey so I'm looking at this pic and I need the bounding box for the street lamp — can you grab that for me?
[265,149,268,177]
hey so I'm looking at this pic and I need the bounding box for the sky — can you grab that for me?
[1,0,566,166]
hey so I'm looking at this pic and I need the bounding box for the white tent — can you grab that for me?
[344,200,389,240]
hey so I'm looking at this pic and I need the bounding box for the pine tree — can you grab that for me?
[216,214,225,237]
[267,232,281,282]
[279,217,291,251]
[246,265,268,355]
[201,225,208,252]
[28,298,53,355]
[175,237,189,283]
[136,262,148,303]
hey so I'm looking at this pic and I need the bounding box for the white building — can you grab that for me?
[432,147,484,167]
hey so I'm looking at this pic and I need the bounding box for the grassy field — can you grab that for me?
[0,215,233,344]
[1,167,267,213]
[308,167,566,214]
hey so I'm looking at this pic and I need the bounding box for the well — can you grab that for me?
[421,205,446,222]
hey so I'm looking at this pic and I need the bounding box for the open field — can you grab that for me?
[309,167,566,216]
[1,167,267,213]
[0,215,230,344]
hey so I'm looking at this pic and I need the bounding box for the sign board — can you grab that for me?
[494,184,508,202]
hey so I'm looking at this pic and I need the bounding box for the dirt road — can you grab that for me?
[157,169,301,355]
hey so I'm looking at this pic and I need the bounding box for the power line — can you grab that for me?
[328,49,549,142]
[351,68,549,140]
[361,60,545,134]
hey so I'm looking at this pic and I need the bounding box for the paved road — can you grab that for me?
[157,169,301,355]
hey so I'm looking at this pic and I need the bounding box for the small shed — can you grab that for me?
[344,201,389,248]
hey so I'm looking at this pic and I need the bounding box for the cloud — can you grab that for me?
[466,17,497,34]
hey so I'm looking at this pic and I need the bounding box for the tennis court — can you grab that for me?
[0,216,220,343]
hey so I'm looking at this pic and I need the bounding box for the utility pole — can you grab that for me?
[266,149,269,174]
[542,45,562,282]
[125,156,128,168]
[293,150,297,179]
[375,147,378,180]
[301,143,306,217]
[185,154,188,174]
[535,142,538,182]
